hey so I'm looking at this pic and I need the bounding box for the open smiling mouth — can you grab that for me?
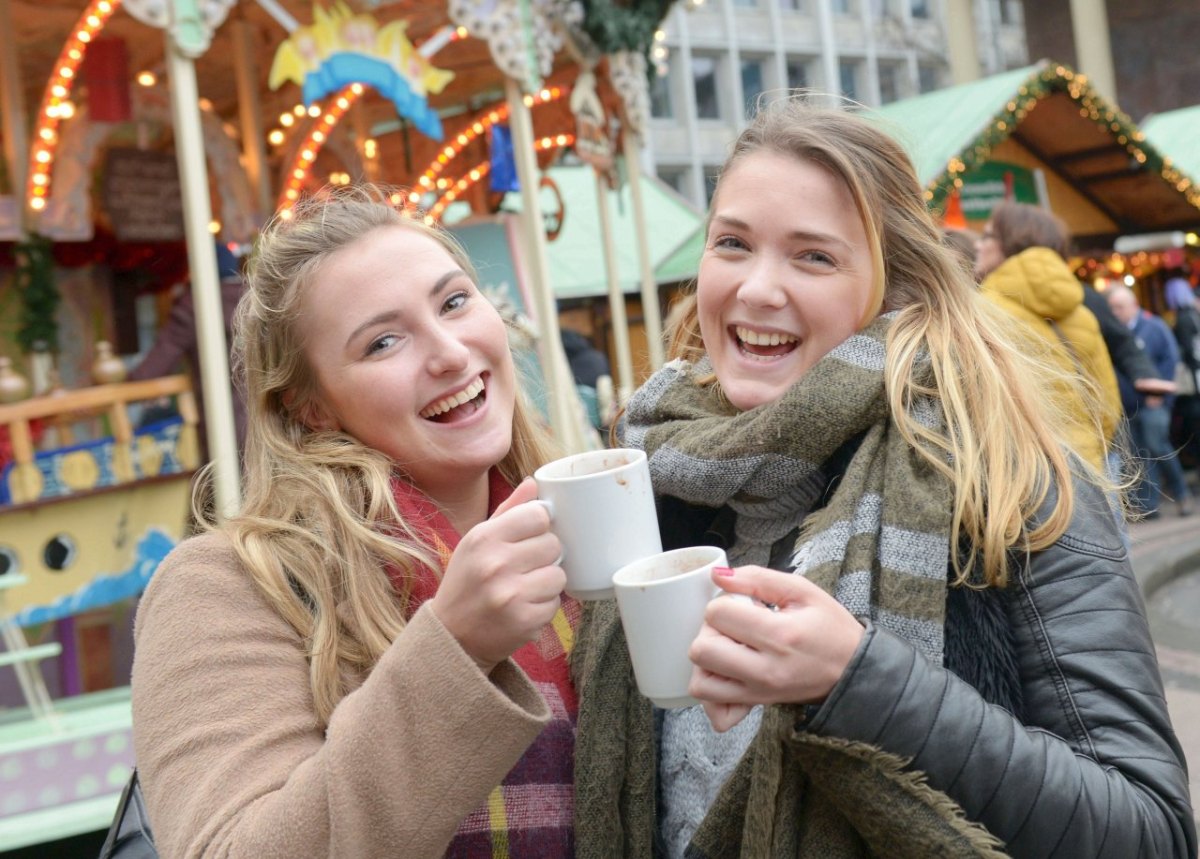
[419,375,488,423]
[732,326,799,360]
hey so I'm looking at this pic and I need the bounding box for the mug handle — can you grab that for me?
[531,498,564,566]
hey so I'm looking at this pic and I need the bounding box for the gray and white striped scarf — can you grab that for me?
[624,312,952,663]
[572,313,1010,859]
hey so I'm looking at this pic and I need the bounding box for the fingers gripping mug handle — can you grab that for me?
[532,499,564,566]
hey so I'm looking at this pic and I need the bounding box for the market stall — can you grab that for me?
[0,0,679,845]
[869,61,1200,246]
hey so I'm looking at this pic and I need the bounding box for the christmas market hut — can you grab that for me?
[867,60,1200,247]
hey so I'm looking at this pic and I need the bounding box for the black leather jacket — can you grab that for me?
[804,477,1196,857]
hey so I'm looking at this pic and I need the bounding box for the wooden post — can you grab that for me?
[165,24,242,516]
[505,77,583,451]
[232,18,274,219]
[0,0,29,231]
[594,172,635,405]
[622,127,664,372]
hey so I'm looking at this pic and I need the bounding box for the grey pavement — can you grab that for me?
[1128,508,1200,830]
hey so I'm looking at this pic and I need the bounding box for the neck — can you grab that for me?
[427,471,491,536]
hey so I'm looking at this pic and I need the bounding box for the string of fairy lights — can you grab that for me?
[25,0,121,214]
[26,24,1200,237]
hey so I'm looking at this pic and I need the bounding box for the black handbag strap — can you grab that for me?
[98,768,158,859]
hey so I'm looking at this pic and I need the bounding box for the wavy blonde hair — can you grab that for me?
[200,186,556,723]
[669,99,1111,588]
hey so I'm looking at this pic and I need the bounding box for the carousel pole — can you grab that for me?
[505,77,584,452]
[593,172,635,405]
[232,17,274,219]
[0,0,29,230]
[166,0,241,516]
[622,126,664,371]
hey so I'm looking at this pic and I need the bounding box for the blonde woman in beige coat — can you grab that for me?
[131,188,578,858]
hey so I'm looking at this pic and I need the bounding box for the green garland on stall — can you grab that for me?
[14,234,59,353]
[926,62,1200,216]
[580,0,675,55]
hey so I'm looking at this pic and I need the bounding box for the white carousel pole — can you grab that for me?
[504,77,584,452]
[166,0,241,516]
[0,0,29,230]
[232,17,274,219]
[594,171,635,405]
[622,126,664,371]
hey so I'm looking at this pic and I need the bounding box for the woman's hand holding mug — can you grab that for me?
[687,565,866,732]
[429,478,565,675]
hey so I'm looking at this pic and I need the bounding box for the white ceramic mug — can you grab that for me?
[533,448,662,601]
[612,545,729,709]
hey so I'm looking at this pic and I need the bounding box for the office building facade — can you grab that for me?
[646,0,1030,208]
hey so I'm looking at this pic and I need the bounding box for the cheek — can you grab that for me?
[695,280,724,344]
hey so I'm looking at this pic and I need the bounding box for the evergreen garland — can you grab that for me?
[580,0,675,56]
[925,62,1200,217]
[15,234,59,353]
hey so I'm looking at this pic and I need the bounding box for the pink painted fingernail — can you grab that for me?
[713,566,734,577]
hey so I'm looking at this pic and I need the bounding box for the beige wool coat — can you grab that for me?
[131,533,551,859]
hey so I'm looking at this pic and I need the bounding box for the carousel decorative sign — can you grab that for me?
[269,3,455,140]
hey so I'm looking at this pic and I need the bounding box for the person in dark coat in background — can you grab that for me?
[560,328,610,390]
[1108,283,1193,517]
[129,242,247,456]
[1082,281,1176,398]
[1166,275,1200,471]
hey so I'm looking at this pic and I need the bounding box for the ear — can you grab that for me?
[283,387,341,433]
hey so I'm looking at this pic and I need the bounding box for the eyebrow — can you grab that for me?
[710,215,854,253]
[343,269,468,349]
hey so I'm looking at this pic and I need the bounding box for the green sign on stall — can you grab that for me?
[958,161,1039,223]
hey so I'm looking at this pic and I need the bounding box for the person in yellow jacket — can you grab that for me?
[974,201,1121,473]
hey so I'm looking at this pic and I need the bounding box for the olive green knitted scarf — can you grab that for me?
[572,315,1009,858]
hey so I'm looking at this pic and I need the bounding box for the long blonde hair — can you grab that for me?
[203,186,556,723]
[669,100,1109,588]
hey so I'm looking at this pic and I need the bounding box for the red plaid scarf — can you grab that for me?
[389,469,579,858]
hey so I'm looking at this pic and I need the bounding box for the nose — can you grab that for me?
[735,257,788,309]
[425,324,470,376]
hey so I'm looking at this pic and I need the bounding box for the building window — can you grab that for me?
[778,0,803,11]
[832,0,854,13]
[918,64,940,93]
[650,69,673,119]
[910,0,928,18]
[733,0,758,6]
[741,59,766,118]
[996,0,1015,24]
[786,58,810,90]
[877,63,901,104]
[839,60,860,102]
[705,168,722,206]
[657,167,689,197]
[692,55,721,120]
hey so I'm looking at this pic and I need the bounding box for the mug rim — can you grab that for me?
[612,545,725,589]
[533,447,646,483]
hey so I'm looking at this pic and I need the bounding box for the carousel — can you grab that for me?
[0,0,678,846]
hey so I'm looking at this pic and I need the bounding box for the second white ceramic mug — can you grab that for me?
[533,448,662,601]
[612,545,729,709]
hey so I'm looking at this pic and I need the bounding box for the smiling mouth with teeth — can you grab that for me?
[419,376,487,421]
[733,325,799,358]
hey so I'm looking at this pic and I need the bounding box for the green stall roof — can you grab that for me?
[867,64,1043,187]
[861,61,1200,232]
[1143,105,1200,191]
[491,164,704,300]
